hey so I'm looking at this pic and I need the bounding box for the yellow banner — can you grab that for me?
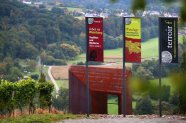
[125,18,141,39]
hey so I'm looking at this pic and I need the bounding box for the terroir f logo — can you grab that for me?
[162,51,172,63]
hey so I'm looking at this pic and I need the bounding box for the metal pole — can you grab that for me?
[159,63,162,117]
[122,17,126,117]
[86,61,89,117]
[85,17,89,117]
[158,17,162,117]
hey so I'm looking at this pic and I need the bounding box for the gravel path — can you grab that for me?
[60,118,186,123]
[48,66,59,93]
[58,115,186,123]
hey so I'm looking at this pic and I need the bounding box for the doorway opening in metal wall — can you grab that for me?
[107,94,119,114]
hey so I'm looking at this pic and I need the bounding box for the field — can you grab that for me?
[55,79,69,89]
[51,66,70,80]
[69,37,159,64]
[59,7,83,12]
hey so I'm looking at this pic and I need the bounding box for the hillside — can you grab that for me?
[0,0,182,82]
[0,0,85,81]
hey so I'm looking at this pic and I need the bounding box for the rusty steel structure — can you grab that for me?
[69,66,132,115]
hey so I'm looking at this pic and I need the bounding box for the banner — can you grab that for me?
[86,17,104,62]
[159,17,178,63]
[124,17,141,63]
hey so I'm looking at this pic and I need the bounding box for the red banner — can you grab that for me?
[86,17,104,62]
[124,17,141,63]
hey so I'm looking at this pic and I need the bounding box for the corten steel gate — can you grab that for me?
[69,66,132,115]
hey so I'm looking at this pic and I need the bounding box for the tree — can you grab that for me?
[52,87,69,111]
[177,50,186,113]
[136,96,153,114]
[38,72,46,83]
[38,82,54,112]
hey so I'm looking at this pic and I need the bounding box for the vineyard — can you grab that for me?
[0,78,54,117]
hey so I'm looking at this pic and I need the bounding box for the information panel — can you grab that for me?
[86,17,104,62]
[159,17,178,63]
[124,17,141,63]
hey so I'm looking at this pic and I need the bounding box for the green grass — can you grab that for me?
[104,48,123,57]
[107,95,118,115]
[132,101,136,110]
[142,37,158,59]
[68,37,159,64]
[0,114,84,123]
[67,7,82,12]
[55,79,69,89]
[108,103,118,115]
[150,77,171,86]
[150,77,176,94]
[59,7,82,12]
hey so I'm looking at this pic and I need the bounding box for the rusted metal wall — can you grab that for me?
[91,91,107,114]
[69,70,90,114]
[69,66,132,115]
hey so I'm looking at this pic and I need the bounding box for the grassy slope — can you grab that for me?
[0,114,83,123]
[71,35,184,64]
[55,79,69,89]
[69,37,159,64]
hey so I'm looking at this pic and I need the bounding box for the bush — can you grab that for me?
[76,61,85,65]
[161,85,170,102]
[149,85,170,101]
[45,56,67,65]
[31,74,39,80]
[0,80,14,115]
[135,96,153,114]
[52,87,69,111]
[169,92,179,106]
[38,82,54,112]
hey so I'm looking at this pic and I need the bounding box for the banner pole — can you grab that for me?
[158,17,162,117]
[86,60,89,117]
[159,63,162,117]
[122,17,126,117]
[85,17,89,117]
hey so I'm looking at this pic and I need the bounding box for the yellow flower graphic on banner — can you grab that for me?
[126,40,141,54]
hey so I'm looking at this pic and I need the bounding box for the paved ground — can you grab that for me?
[60,118,185,123]
[58,115,186,123]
